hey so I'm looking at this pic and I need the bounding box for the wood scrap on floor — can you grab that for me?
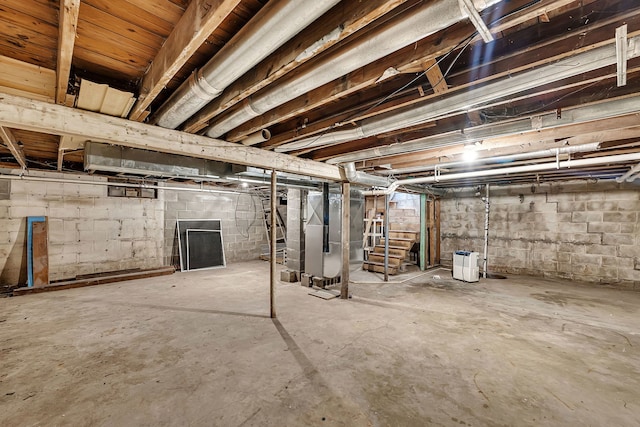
[12,267,175,296]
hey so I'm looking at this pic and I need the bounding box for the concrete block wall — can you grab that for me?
[440,180,640,290]
[0,172,164,285]
[162,184,266,268]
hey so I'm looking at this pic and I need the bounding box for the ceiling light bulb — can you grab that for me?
[462,149,478,162]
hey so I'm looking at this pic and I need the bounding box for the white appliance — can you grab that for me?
[453,251,479,282]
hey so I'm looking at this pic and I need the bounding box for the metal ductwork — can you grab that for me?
[205,0,503,139]
[152,0,342,130]
[84,141,244,179]
[363,152,640,195]
[277,35,640,155]
[343,162,392,188]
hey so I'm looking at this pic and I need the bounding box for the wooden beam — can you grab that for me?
[0,126,27,169]
[0,92,342,181]
[56,0,80,104]
[182,0,414,133]
[129,0,241,121]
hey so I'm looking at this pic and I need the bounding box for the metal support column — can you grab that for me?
[270,170,277,318]
[384,193,390,282]
[420,193,427,271]
[341,182,350,299]
[483,184,490,279]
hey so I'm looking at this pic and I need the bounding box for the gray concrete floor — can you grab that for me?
[1,261,639,426]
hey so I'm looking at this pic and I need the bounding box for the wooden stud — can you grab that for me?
[56,0,80,104]
[341,182,350,299]
[0,92,342,181]
[129,0,242,121]
[0,126,27,169]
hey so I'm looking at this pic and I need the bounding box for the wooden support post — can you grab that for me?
[341,182,350,299]
[270,170,277,318]
[420,193,427,271]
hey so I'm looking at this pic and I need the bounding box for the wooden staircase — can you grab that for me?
[363,226,420,275]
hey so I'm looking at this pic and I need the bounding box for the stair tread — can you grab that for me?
[374,245,408,250]
[389,229,420,233]
[363,261,399,268]
[381,237,414,241]
[368,253,404,259]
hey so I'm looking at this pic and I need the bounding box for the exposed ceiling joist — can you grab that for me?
[0,92,342,181]
[0,126,27,169]
[56,0,80,105]
[128,0,242,121]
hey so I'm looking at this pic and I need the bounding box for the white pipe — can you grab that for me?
[364,152,640,195]
[153,0,341,129]
[616,162,640,182]
[482,183,489,279]
[377,142,602,176]
[241,129,271,146]
[206,0,503,138]
[280,35,640,154]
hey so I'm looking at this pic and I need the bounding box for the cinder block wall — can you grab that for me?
[0,173,164,285]
[440,180,640,290]
[162,183,266,268]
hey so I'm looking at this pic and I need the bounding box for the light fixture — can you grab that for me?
[462,144,479,162]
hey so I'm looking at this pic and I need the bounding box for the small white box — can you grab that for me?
[453,251,479,282]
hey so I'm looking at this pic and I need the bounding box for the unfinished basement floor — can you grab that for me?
[1,261,639,426]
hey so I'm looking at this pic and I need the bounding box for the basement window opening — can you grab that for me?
[107,178,158,199]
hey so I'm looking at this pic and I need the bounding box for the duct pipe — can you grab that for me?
[616,162,640,182]
[241,129,271,146]
[363,152,640,195]
[482,184,489,279]
[206,0,503,138]
[153,0,341,129]
[377,142,602,176]
[343,162,392,188]
[279,35,640,154]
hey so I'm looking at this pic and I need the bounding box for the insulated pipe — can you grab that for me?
[363,152,640,195]
[377,143,602,176]
[343,162,392,188]
[153,0,342,129]
[241,129,271,146]
[482,183,489,279]
[280,35,640,154]
[206,0,503,138]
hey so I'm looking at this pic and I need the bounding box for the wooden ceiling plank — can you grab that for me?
[0,126,27,169]
[0,55,56,102]
[56,0,80,104]
[181,0,416,132]
[0,92,342,181]
[129,0,242,121]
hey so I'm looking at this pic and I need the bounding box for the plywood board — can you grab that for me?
[31,219,49,287]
